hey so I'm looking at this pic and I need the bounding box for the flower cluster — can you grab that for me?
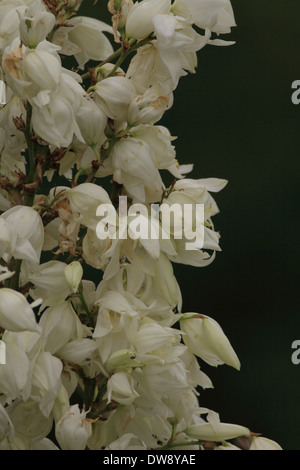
[0,0,281,450]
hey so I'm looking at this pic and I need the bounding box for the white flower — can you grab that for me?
[68,182,112,229]
[172,0,236,34]
[180,313,240,370]
[0,341,31,401]
[3,39,62,105]
[76,96,107,147]
[28,261,72,309]
[55,404,92,450]
[19,0,56,48]
[250,436,282,450]
[39,301,87,355]
[0,289,41,334]
[106,371,139,405]
[128,82,173,125]
[94,76,137,123]
[126,0,171,40]
[31,92,82,148]
[0,205,44,264]
[53,16,114,69]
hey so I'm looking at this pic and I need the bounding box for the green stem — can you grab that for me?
[23,102,37,206]
[9,259,22,291]
[78,285,95,328]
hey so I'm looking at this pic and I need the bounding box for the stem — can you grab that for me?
[9,259,22,291]
[23,102,36,206]
[78,284,95,328]
[81,46,124,81]
[83,377,97,410]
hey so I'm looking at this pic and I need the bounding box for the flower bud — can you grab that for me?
[64,261,83,294]
[0,289,41,333]
[19,0,56,48]
[126,0,171,40]
[186,422,250,442]
[180,313,240,370]
[95,76,136,122]
[55,404,92,450]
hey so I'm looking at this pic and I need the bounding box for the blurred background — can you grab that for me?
[78,0,300,449]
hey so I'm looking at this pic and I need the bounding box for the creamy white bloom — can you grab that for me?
[31,92,82,147]
[39,301,88,355]
[106,371,139,405]
[180,313,240,370]
[3,39,62,105]
[250,436,282,450]
[128,82,173,125]
[126,0,171,40]
[172,0,236,34]
[94,76,137,123]
[55,404,92,450]
[0,205,44,264]
[76,96,107,147]
[19,0,56,48]
[53,16,114,68]
[68,183,112,229]
[0,341,31,401]
[0,289,41,333]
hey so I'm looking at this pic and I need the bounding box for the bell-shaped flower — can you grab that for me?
[39,301,88,355]
[76,96,107,147]
[126,0,171,40]
[106,371,139,405]
[55,404,92,450]
[0,341,31,401]
[28,261,72,309]
[152,14,211,89]
[128,82,173,125]
[68,182,112,230]
[94,76,136,123]
[0,3,27,54]
[30,351,63,417]
[53,16,114,69]
[180,313,240,370]
[31,92,83,148]
[56,338,98,365]
[172,0,236,34]
[250,436,282,450]
[106,135,164,203]
[0,205,44,264]
[0,288,41,334]
[3,39,62,105]
[19,0,56,48]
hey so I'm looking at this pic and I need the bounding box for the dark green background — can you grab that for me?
[79,0,300,449]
